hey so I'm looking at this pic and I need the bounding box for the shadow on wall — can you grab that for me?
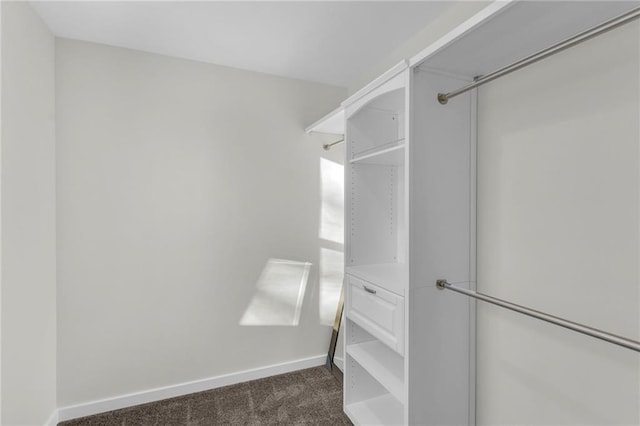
[239,157,345,327]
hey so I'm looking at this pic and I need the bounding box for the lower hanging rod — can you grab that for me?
[436,279,640,353]
[437,6,640,104]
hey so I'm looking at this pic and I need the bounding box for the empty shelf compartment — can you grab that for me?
[347,340,405,402]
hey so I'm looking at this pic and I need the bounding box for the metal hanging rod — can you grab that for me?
[436,279,640,353]
[437,6,640,105]
[323,138,344,151]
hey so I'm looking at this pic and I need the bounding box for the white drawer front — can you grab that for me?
[347,275,404,355]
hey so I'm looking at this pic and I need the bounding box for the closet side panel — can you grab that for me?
[408,69,475,425]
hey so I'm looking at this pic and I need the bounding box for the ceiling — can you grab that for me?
[30,1,455,88]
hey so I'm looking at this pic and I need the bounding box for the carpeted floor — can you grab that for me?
[58,366,352,426]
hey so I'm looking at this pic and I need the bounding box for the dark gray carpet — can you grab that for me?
[58,366,352,425]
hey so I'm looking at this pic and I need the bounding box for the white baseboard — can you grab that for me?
[44,409,59,426]
[57,354,325,422]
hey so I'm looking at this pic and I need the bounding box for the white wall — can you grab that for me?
[477,20,640,425]
[1,2,57,425]
[55,38,346,407]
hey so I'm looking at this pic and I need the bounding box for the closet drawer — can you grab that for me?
[347,275,404,355]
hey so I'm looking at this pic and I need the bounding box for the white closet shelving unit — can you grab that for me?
[307,1,639,425]
[342,62,409,425]
[341,52,475,424]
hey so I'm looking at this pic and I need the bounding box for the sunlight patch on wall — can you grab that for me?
[240,258,311,326]
[319,248,344,325]
[320,158,344,244]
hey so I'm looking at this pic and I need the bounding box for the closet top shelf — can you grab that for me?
[305,2,637,136]
[411,1,638,79]
[342,61,408,111]
[304,106,344,135]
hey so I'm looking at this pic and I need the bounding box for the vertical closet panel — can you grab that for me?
[476,20,640,425]
[408,69,475,425]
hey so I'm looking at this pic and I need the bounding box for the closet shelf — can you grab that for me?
[345,394,403,426]
[346,263,407,296]
[304,106,344,135]
[347,340,405,403]
[350,139,405,165]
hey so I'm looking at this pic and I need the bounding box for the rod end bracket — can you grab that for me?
[436,279,448,290]
[437,93,449,105]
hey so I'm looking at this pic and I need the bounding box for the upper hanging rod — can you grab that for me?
[437,6,640,105]
[323,138,344,151]
[436,279,640,353]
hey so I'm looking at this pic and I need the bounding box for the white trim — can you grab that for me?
[408,0,515,68]
[44,409,59,426]
[57,354,325,422]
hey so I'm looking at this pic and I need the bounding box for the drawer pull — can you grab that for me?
[363,285,377,295]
